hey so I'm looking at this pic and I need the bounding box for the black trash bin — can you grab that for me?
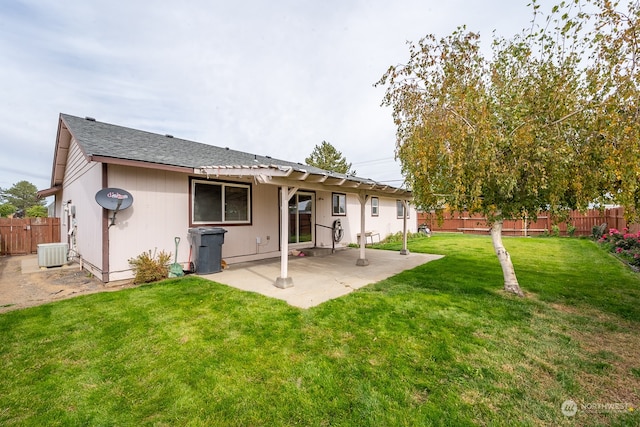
[188,227,227,274]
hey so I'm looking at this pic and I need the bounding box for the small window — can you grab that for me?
[396,200,410,218]
[192,179,251,224]
[332,193,346,216]
[371,197,379,216]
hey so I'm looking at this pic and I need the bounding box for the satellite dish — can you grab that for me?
[95,188,133,227]
[95,188,134,210]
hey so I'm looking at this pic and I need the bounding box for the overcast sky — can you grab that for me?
[0,0,557,193]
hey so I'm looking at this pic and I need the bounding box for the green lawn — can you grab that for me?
[1,234,639,426]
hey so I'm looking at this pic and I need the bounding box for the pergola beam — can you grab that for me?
[199,165,412,198]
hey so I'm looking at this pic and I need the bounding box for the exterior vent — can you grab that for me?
[85,116,96,121]
[165,134,174,138]
[37,243,69,267]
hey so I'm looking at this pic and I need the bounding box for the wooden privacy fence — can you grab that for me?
[0,218,61,256]
[417,207,639,237]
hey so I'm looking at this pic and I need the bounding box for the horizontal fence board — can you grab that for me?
[418,208,638,237]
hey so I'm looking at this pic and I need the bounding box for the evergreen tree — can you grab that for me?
[305,141,356,175]
[0,181,45,213]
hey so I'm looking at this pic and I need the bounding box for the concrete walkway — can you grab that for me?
[203,248,444,308]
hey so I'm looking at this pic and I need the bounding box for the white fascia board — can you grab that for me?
[196,165,294,179]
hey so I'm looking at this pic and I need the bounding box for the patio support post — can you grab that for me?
[400,199,410,255]
[356,193,370,266]
[275,186,297,288]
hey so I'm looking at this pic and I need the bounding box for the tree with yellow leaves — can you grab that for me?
[377,0,639,296]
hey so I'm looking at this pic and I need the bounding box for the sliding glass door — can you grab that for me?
[288,192,314,245]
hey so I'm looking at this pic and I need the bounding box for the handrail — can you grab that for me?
[315,220,343,253]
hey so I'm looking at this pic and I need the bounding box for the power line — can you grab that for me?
[351,157,396,166]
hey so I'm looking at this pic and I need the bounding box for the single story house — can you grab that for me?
[38,113,416,287]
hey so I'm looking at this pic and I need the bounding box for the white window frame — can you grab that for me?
[371,197,379,216]
[396,200,410,219]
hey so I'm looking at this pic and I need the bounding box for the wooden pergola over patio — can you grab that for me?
[197,163,412,288]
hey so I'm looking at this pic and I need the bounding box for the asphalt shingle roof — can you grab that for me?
[60,113,356,180]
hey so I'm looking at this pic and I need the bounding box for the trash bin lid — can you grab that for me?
[188,227,227,234]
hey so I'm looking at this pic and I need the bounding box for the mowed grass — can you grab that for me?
[1,234,639,426]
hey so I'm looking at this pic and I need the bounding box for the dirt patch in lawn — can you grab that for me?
[0,255,136,314]
[548,302,640,418]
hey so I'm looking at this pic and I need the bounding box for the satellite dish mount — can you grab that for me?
[95,188,134,228]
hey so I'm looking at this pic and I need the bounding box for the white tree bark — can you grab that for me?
[490,219,525,297]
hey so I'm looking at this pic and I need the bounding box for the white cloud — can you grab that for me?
[0,0,557,191]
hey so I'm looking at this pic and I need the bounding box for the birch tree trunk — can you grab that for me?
[490,219,525,297]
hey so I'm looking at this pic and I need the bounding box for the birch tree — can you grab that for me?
[377,0,639,296]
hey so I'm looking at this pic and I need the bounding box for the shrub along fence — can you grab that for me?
[0,217,61,255]
[417,207,638,237]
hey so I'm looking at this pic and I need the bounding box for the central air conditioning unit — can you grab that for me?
[37,243,69,268]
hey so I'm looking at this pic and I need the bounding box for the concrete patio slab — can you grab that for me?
[202,248,444,308]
